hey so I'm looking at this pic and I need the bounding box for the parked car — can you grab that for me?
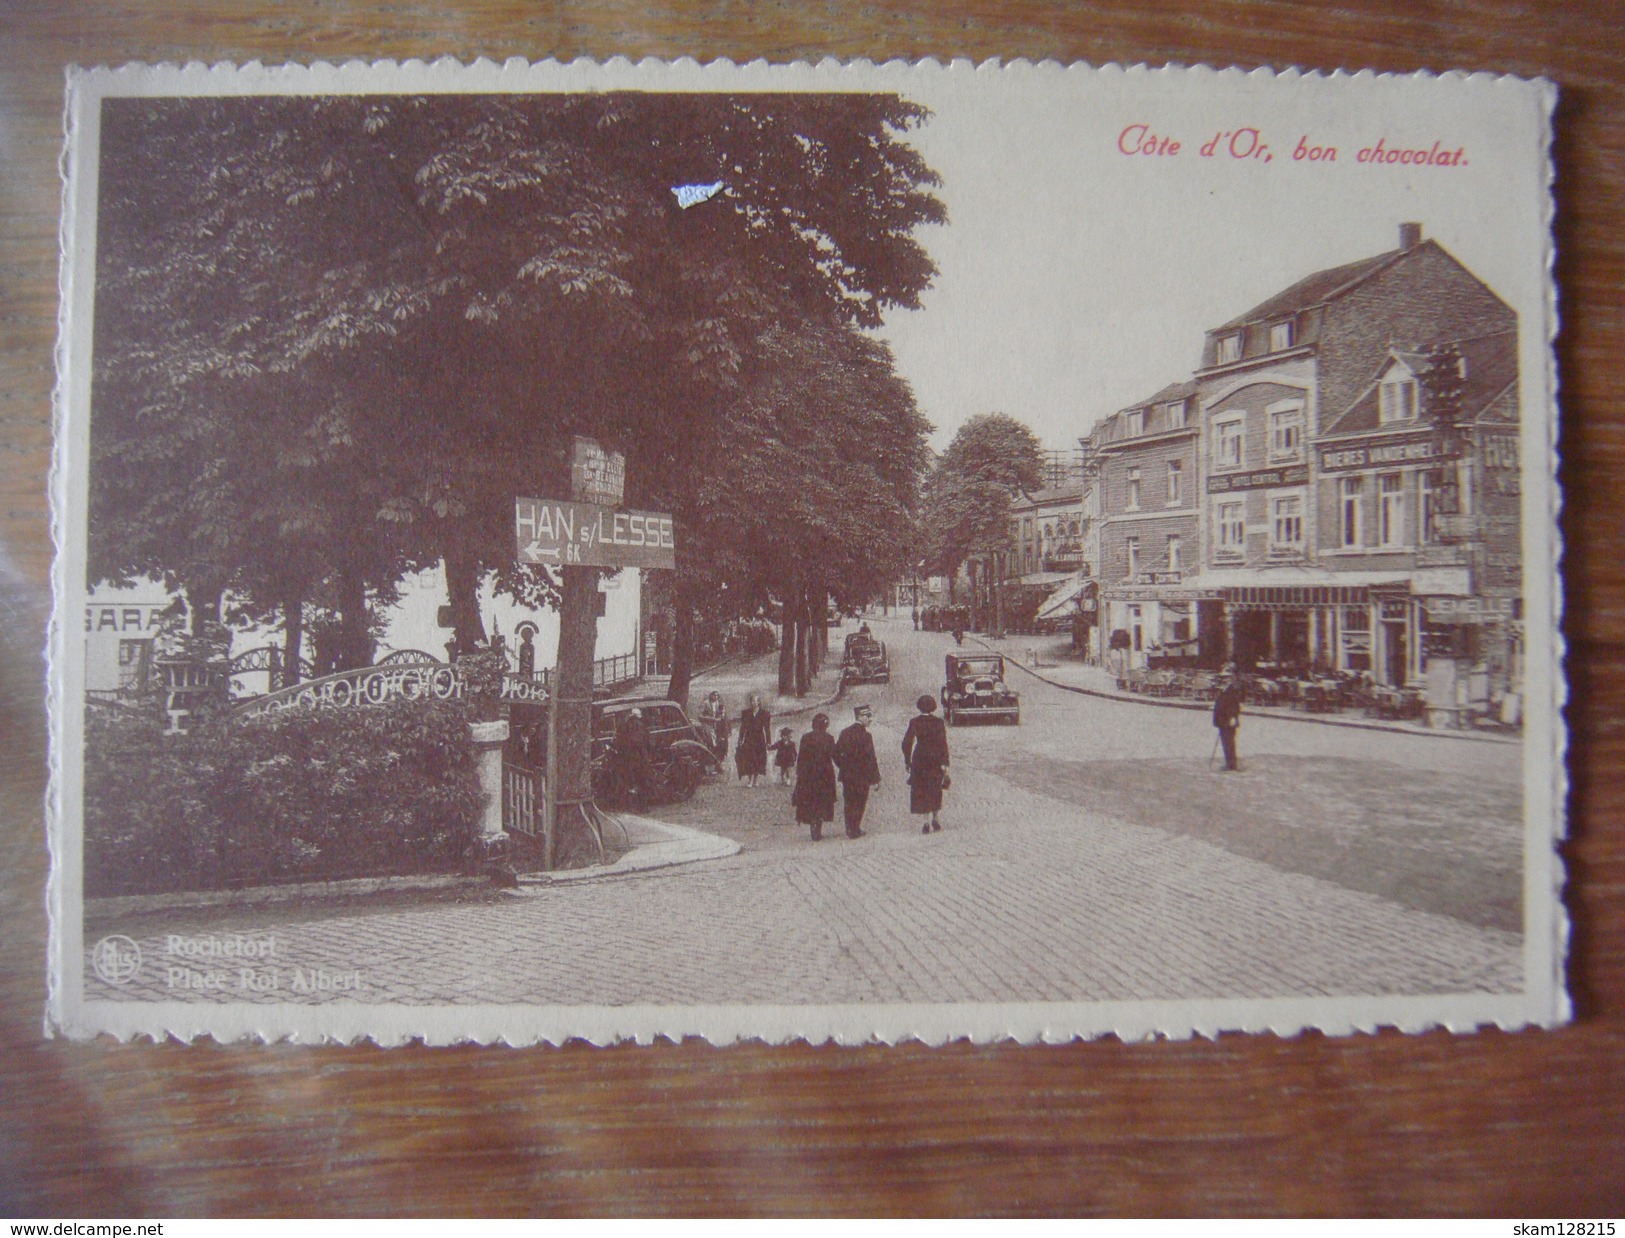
[591,696,720,806]
[841,633,890,685]
[941,652,1021,725]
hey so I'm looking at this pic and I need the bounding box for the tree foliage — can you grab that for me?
[89,92,945,670]
[918,413,1045,579]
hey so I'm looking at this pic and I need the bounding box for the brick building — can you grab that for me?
[1092,380,1201,668]
[1082,223,1524,719]
[1312,328,1521,713]
[1189,223,1518,699]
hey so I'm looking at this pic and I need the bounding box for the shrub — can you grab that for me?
[84,699,484,897]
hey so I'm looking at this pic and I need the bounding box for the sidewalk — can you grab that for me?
[643,638,847,719]
[965,631,1519,744]
[515,813,739,886]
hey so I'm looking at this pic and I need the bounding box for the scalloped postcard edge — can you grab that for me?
[46,55,1566,1046]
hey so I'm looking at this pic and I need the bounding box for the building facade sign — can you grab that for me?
[1422,595,1518,622]
[84,603,166,633]
[1318,432,1449,473]
[1206,463,1309,492]
[1106,584,1219,602]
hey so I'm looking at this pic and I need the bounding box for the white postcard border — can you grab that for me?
[48,56,1567,1044]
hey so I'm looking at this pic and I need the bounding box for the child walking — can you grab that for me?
[770,727,797,785]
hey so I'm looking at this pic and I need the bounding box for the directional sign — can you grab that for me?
[570,437,626,507]
[515,497,677,570]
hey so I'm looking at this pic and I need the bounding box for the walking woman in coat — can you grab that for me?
[792,713,839,840]
[902,693,951,834]
[734,691,771,787]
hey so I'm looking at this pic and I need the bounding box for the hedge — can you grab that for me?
[84,699,484,897]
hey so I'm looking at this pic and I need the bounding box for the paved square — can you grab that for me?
[87,618,1524,1008]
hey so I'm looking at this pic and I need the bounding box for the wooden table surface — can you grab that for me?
[3,1,1621,1217]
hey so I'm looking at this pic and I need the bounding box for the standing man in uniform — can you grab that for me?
[834,704,882,839]
[1212,666,1243,772]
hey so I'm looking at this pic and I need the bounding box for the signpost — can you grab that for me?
[514,497,676,571]
[570,438,627,507]
[527,438,677,870]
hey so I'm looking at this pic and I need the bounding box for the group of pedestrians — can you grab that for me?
[790,695,951,841]
[698,689,774,787]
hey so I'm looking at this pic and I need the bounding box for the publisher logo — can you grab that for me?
[92,935,142,985]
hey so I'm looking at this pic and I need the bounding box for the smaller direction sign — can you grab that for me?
[571,437,626,507]
[515,497,677,570]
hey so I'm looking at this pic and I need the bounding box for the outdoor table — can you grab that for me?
[1295,680,1331,712]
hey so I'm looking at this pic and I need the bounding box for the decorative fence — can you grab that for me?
[227,645,318,699]
[232,649,640,717]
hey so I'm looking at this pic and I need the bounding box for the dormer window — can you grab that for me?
[1216,334,1242,365]
[1379,363,1420,424]
[1125,409,1144,436]
[1162,399,1188,427]
[1269,320,1294,352]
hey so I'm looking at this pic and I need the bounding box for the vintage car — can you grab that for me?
[941,652,1021,725]
[841,632,891,685]
[590,696,720,806]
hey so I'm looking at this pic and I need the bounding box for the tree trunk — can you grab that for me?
[335,570,372,671]
[281,595,303,687]
[777,586,799,696]
[795,595,813,696]
[442,542,488,657]
[667,601,695,707]
[813,591,828,672]
[187,581,223,636]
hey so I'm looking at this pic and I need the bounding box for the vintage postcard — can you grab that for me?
[47,58,1565,1044]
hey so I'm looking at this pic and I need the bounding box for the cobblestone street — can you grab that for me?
[87,615,1526,1008]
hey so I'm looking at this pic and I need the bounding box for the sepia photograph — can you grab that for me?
[50,59,1563,1043]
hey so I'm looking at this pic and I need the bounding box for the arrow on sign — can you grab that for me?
[524,541,561,561]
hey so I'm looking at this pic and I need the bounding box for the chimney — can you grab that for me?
[1399,222,1422,251]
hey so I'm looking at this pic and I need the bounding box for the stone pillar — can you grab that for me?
[468,719,510,855]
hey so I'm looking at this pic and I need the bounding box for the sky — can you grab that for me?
[870,65,1551,453]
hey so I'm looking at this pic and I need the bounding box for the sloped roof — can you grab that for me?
[1125,379,1201,411]
[1215,248,1407,331]
[1092,379,1202,449]
[1321,330,1519,437]
[1011,482,1086,510]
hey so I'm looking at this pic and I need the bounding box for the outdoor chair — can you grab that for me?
[1247,678,1281,707]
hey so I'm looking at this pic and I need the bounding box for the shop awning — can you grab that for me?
[1037,572,1095,619]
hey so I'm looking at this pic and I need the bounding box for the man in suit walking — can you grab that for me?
[1212,667,1243,772]
[833,704,882,838]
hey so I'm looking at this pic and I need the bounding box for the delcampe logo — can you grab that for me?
[91,935,141,985]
